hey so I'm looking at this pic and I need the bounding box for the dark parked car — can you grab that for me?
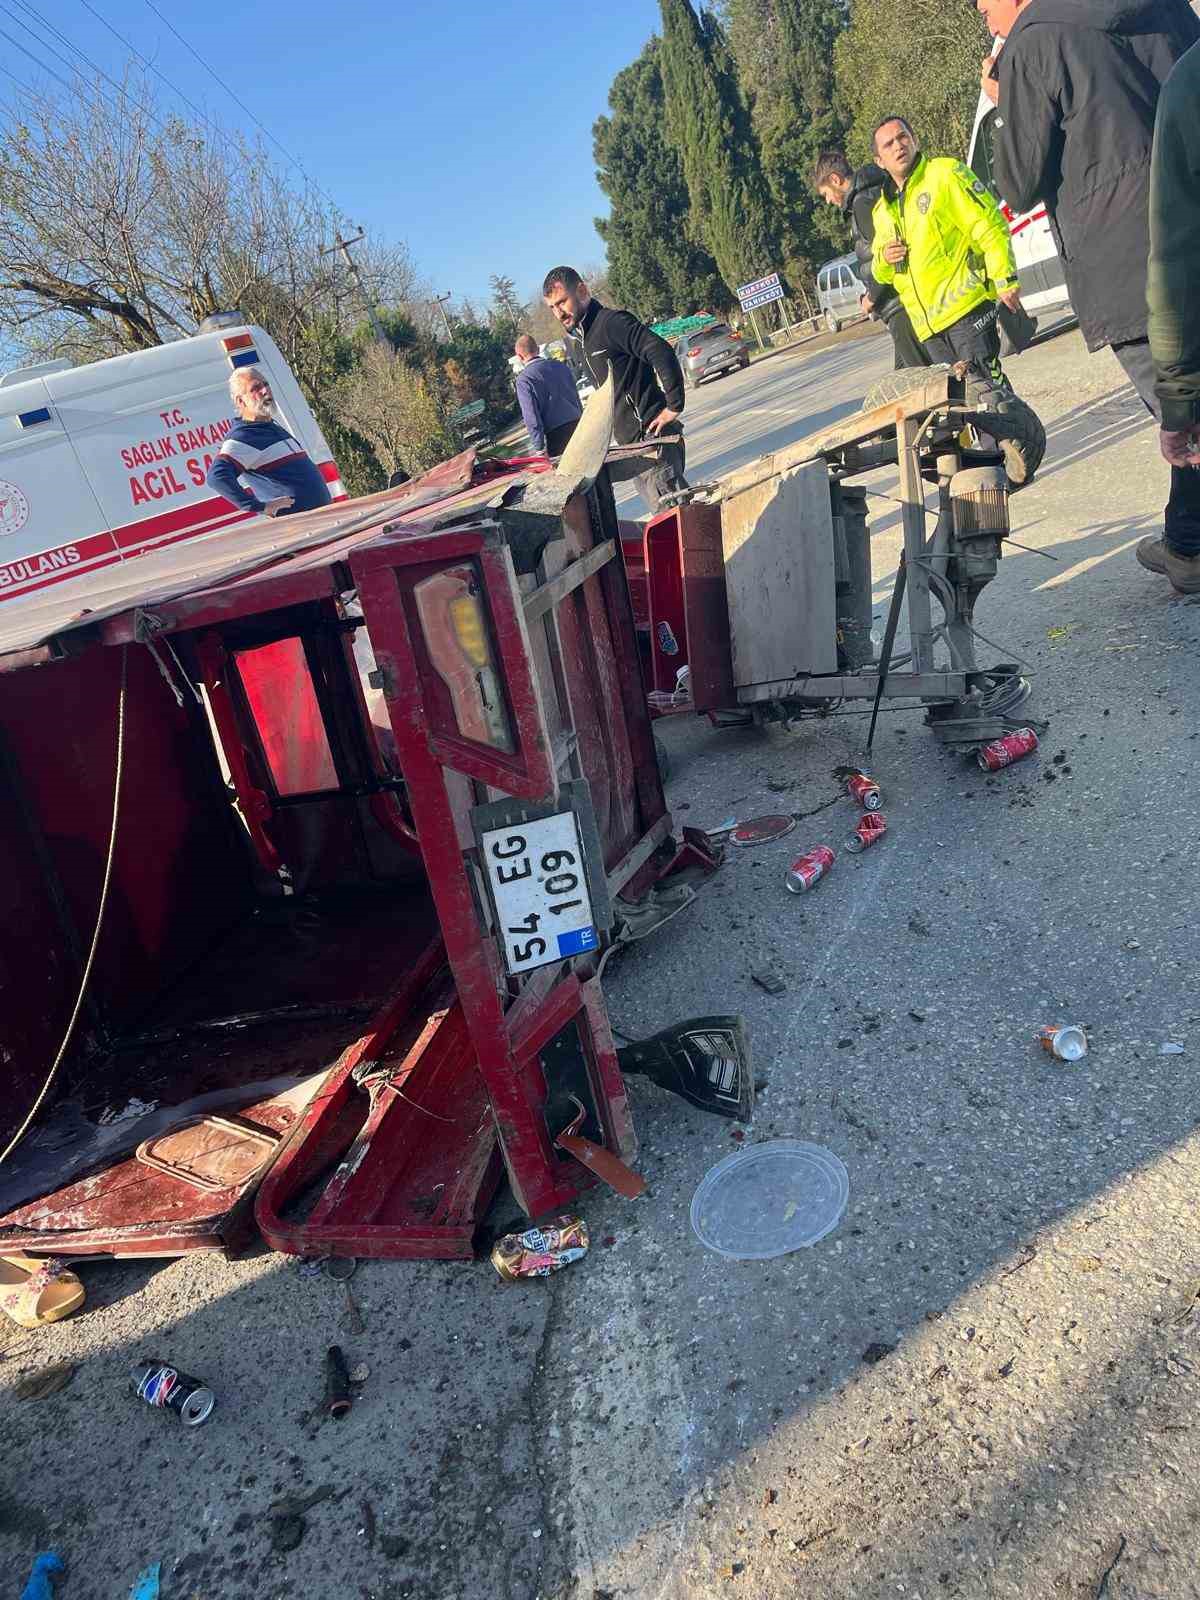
[676,322,750,387]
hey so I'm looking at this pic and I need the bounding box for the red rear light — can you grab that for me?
[221,333,254,352]
[687,346,702,357]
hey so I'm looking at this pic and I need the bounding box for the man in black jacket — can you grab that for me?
[812,150,931,371]
[982,0,1200,568]
[543,266,687,513]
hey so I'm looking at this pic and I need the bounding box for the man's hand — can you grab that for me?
[1159,427,1200,468]
[646,408,681,437]
[997,288,1024,313]
[981,56,1000,104]
[263,495,295,517]
[882,240,908,266]
[860,293,874,313]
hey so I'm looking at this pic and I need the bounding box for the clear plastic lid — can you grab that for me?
[690,1139,849,1260]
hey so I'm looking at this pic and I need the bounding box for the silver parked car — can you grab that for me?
[816,253,868,334]
[676,322,750,388]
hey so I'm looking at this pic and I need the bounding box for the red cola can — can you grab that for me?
[844,813,887,853]
[785,845,835,893]
[845,770,882,811]
[977,727,1039,771]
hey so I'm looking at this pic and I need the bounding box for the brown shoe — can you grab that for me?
[1136,535,1168,574]
[1165,548,1200,594]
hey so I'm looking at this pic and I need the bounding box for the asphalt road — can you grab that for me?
[5,322,1200,1600]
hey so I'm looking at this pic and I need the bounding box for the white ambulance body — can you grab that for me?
[0,318,344,609]
[967,36,1074,320]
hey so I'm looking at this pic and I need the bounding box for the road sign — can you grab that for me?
[450,398,486,423]
[737,272,781,301]
[739,284,785,313]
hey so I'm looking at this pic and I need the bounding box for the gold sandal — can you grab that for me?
[0,1255,85,1328]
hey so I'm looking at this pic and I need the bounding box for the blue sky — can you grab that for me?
[0,0,664,309]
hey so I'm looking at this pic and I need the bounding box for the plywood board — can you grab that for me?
[720,459,838,689]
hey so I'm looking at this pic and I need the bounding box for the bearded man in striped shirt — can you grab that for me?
[207,366,333,517]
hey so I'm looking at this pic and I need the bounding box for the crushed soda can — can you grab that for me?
[978,727,1039,771]
[130,1360,214,1426]
[491,1215,589,1281]
[785,844,835,893]
[844,770,882,811]
[1036,1024,1088,1062]
[844,813,887,853]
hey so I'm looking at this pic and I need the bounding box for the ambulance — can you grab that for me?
[0,314,344,607]
[967,36,1074,328]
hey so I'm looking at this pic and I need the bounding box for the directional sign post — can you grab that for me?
[450,398,486,424]
[736,271,785,350]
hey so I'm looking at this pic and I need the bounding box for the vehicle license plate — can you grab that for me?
[480,810,599,975]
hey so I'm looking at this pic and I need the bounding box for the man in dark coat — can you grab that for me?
[812,149,931,371]
[1146,40,1200,591]
[542,265,688,513]
[981,0,1200,564]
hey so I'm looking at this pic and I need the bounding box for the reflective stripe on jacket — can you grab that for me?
[870,155,1018,341]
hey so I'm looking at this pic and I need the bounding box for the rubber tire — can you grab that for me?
[861,363,1046,488]
[826,311,840,334]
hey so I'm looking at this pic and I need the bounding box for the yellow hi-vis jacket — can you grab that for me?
[871,154,1019,341]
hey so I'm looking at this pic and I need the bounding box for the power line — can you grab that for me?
[0,21,79,97]
[0,0,209,145]
[141,0,309,177]
[71,0,223,137]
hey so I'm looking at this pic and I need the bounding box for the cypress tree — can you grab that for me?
[723,0,850,285]
[658,0,781,299]
[594,39,728,319]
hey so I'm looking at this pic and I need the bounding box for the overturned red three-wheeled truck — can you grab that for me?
[0,387,742,1263]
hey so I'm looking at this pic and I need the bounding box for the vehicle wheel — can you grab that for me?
[861,363,1046,488]
[825,311,840,334]
[740,356,750,370]
[685,372,697,390]
[861,362,953,410]
[962,378,1047,488]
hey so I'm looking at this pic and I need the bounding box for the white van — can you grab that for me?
[967,39,1073,321]
[0,317,342,608]
[816,253,868,334]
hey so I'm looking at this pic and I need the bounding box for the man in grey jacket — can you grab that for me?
[513,335,582,457]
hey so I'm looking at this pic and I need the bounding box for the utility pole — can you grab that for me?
[432,292,454,341]
[321,227,387,344]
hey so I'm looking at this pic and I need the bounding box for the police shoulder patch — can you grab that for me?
[917,192,932,214]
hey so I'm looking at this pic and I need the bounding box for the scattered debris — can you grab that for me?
[342,1284,366,1336]
[1168,1277,1200,1326]
[1124,939,1141,952]
[1094,1533,1127,1598]
[992,1358,1016,1379]
[720,1562,743,1579]
[361,1499,377,1550]
[752,968,787,996]
[1000,1245,1038,1279]
[323,1256,358,1282]
[1078,1256,1103,1272]
[691,1140,848,1259]
[380,1534,410,1561]
[786,845,835,893]
[844,813,887,853]
[907,913,931,937]
[491,1216,589,1280]
[19,1552,63,1600]
[267,1486,336,1554]
[14,1364,76,1402]
[1037,1024,1088,1062]
[130,1360,214,1426]
[977,727,1039,771]
[349,1362,370,1384]
[862,1342,896,1365]
[908,1010,926,1023]
[730,814,796,848]
[761,1488,778,1508]
[834,767,882,810]
[1159,1041,1185,1055]
[129,1562,161,1599]
[325,1346,353,1420]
